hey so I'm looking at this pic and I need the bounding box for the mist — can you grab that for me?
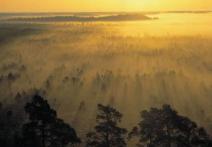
[0,13,212,144]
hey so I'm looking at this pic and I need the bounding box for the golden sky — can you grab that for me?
[0,0,212,12]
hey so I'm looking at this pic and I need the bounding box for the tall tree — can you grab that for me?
[0,96,26,147]
[22,95,80,147]
[129,104,212,147]
[86,104,127,147]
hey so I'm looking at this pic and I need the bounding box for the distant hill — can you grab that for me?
[2,10,211,22]
[5,14,154,22]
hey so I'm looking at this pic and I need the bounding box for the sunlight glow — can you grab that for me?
[0,0,212,12]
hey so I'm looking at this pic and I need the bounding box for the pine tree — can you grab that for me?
[86,104,127,147]
[22,95,80,147]
[129,104,212,147]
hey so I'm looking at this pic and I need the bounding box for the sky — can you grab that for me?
[0,0,212,12]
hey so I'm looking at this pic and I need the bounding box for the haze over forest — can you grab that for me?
[0,1,212,147]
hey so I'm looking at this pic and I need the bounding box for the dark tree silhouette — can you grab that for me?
[86,104,127,147]
[0,104,16,147]
[22,95,80,147]
[0,96,26,147]
[129,104,212,147]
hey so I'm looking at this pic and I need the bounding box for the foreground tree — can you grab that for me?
[0,104,17,147]
[129,104,212,147]
[86,104,127,147]
[0,95,26,147]
[22,95,80,147]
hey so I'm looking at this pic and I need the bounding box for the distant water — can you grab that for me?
[119,12,212,36]
[1,12,212,36]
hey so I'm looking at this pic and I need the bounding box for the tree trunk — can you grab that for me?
[167,129,171,147]
[41,125,45,147]
[106,132,110,147]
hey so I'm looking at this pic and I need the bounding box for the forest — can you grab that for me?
[0,12,212,146]
[1,93,212,147]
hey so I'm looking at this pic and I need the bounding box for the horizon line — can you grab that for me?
[0,10,212,14]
